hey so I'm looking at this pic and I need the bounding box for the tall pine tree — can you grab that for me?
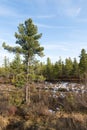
[2,18,44,104]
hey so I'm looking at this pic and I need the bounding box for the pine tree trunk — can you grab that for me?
[25,58,30,105]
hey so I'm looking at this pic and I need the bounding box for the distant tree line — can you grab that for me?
[40,48,87,82]
[42,49,87,80]
[0,48,87,84]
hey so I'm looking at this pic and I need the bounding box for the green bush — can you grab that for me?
[12,73,26,88]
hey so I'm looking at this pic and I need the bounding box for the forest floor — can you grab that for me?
[0,82,87,130]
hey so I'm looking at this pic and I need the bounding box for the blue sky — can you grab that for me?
[0,0,87,65]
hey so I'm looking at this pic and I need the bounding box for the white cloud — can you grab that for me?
[41,41,87,63]
[43,44,69,51]
[36,23,73,29]
[0,38,5,43]
[35,14,56,19]
[23,14,56,19]
[50,0,81,18]
[65,7,81,17]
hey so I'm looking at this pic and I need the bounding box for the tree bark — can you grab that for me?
[25,57,30,105]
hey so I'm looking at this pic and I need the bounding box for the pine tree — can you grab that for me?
[10,53,25,87]
[72,58,79,77]
[2,18,44,104]
[65,57,73,77]
[45,57,53,80]
[79,49,87,73]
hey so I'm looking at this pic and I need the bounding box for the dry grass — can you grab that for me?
[56,111,87,119]
[55,112,87,130]
[0,83,87,130]
[0,111,87,130]
[71,113,87,122]
[0,116,9,130]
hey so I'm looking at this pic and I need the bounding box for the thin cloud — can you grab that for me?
[0,5,17,16]
[42,41,87,53]
[65,7,81,17]
[35,14,56,19]
[42,41,87,63]
[36,23,74,29]
[43,43,69,51]
[52,0,82,18]
[17,14,56,19]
